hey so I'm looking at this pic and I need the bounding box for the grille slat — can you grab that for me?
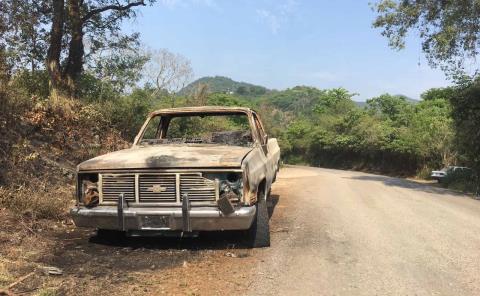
[100,173,217,204]
[180,174,216,202]
[138,174,176,202]
[101,174,135,202]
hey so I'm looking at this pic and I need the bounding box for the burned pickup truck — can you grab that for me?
[71,106,280,247]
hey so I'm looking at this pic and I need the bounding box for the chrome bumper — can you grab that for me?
[70,205,256,231]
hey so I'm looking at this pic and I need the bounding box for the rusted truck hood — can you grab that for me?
[77,144,253,171]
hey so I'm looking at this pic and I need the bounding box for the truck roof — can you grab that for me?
[149,106,255,117]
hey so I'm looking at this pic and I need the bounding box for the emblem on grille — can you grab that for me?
[148,184,168,193]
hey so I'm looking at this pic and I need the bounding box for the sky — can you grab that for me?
[123,0,451,101]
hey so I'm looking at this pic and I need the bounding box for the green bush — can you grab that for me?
[442,168,478,193]
[9,70,50,99]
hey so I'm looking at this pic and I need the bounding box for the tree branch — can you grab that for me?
[83,1,145,22]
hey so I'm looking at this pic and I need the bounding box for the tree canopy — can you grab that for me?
[372,0,480,77]
[373,0,480,186]
[0,0,155,97]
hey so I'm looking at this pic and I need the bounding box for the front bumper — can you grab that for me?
[70,205,256,231]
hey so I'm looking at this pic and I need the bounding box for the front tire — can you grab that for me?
[246,194,270,248]
[96,229,125,240]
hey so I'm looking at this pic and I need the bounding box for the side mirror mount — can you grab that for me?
[263,134,269,145]
[261,134,269,154]
[133,135,140,145]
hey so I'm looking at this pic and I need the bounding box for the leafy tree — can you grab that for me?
[263,86,326,114]
[410,98,454,166]
[50,0,156,97]
[236,86,248,95]
[372,1,480,179]
[1,0,155,98]
[206,93,247,107]
[106,87,156,139]
[366,94,412,125]
[144,48,193,106]
[249,85,267,95]
[10,70,50,98]
[372,0,480,76]
[86,34,149,96]
[313,88,357,115]
[0,0,49,73]
[450,80,480,173]
[421,87,455,101]
[191,83,209,106]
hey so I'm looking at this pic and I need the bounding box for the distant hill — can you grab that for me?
[179,76,269,96]
[355,101,368,108]
[394,94,419,104]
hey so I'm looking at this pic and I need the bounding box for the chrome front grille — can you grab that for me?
[101,174,136,202]
[99,173,218,204]
[180,174,217,202]
[139,174,176,202]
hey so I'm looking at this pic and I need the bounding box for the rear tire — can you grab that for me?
[246,191,270,248]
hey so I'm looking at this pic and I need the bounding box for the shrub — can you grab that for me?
[442,168,478,193]
[0,186,72,220]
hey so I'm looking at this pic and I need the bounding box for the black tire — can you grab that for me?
[266,187,273,207]
[246,192,271,248]
[96,229,125,240]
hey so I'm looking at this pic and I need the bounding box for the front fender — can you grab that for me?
[242,148,266,204]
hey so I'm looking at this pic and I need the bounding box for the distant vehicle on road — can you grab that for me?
[431,166,472,183]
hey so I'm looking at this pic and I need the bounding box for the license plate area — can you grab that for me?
[140,215,171,230]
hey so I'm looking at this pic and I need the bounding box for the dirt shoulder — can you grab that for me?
[0,99,289,296]
[0,210,255,295]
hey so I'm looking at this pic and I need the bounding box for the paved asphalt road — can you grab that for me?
[247,166,480,296]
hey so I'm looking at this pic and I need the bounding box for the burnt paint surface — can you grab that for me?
[77,145,253,170]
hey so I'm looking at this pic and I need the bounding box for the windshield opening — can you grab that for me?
[139,113,253,147]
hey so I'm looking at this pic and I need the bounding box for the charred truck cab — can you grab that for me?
[70,106,280,247]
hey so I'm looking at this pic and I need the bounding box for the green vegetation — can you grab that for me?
[372,0,480,77]
[258,87,455,176]
[1,0,154,98]
[179,76,268,96]
[373,0,480,192]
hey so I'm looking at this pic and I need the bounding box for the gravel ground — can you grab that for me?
[248,166,480,296]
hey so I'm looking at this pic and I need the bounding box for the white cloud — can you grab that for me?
[279,0,298,16]
[256,0,298,34]
[256,9,281,34]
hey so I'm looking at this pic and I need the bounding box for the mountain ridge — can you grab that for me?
[180,76,420,106]
[179,76,269,96]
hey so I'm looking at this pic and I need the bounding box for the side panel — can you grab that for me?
[267,138,281,182]
[242,148,266,204]
[242,138,280,204]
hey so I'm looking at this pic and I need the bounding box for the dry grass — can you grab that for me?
[0,262,14,288]
[0,187,73,220]
[0,90,127,220]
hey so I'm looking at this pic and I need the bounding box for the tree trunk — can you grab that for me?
[64,0,84,97]
[46,0,65,98]
[45,0,146,99]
